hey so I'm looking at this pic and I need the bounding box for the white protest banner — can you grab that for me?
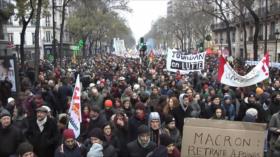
[181,118,266,157]
[166,49,206,74]
[68,75,82,138]
[218,53,269,87]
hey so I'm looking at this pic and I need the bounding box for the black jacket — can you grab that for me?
[54,143,83,157]
[127,140,156,157]
[128,115,148,141]
[172,106,193,134]
[25,117,59,157]
[103,142,118,157]
[0,124,24,157]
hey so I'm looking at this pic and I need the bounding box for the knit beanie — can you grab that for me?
[246,108,258,117]
[90,128,105,141]
[137,125,150,135]
[63,129,75,140]
[0,109,11,119]
[16,142,33,156]
[104,100,113,108]
[160,134,174,146]
[7,97,15,104]
[256,87,264,96]
[149,112,161,124]
[165,115,175,124]
[87,143,103,157]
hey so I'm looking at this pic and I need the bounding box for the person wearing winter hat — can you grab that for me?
[25,106,59,157]
[148,112,168,145]
[127,125,156,157]
[88,128,117,157]
[0,109,24,157]
[128,102,147,141]
[160,134,181,157]
[242,108,258,122]
[221,95,235,121]
[15,142,35,157]
[100,100,115,121]
[256,87,264,96]
[164,115,181,149]
[5,97,16,116]
[54,129,83,157]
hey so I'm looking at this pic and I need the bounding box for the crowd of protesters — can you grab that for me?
[1,52,280,157]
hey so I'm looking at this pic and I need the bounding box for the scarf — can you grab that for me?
[37,117,47,132]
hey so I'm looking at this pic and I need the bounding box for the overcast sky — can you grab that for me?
[120,0,167,42]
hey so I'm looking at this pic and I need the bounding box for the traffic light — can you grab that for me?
[139,37,147,52]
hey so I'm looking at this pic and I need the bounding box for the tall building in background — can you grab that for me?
[211,0,280,61]
[5,0,74,61]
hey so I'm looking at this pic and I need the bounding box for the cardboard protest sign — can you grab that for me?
[181,118,266,157]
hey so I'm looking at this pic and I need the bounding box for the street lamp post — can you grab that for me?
[275,30,280,62]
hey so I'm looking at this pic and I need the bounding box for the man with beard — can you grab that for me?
[127,125,156,157]
[25,106,59,157]
[87,106,107,136]
[237,92,265,122]
[148,112,168,145]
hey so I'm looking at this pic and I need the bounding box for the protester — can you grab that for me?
[127,125,156,157]
[0,110,24,157]
[25,106,59,157]
[54,129,83,157]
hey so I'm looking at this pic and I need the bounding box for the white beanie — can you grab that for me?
[246,108,258,117]
[87,143,103,157]
[149,112,161,123]
[7,97,15,104]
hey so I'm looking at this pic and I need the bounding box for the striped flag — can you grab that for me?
[68,75,82,138]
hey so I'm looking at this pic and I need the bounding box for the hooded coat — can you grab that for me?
[172,94,193,133]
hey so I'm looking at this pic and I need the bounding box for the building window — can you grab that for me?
[46,31,51,42]
[8,33,13,43]
[46,15,50,26]
[32,33,35,44]
[270,21,275,36]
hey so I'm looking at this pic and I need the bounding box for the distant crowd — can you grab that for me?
[1,53,280,157]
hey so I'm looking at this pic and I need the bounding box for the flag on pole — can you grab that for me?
[68,75,82,138]
[218,53,269,87]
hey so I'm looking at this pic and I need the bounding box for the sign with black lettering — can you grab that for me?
[181,118,266,157]
[166,49,206,74]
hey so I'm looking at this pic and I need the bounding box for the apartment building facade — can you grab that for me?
[211,0,280,61]
[5,0,73,60]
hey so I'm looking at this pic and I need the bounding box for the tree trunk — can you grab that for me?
[34,0,43,81]
[242,22,248,60]
[0,20,3,39]
[246,6,259,61]
[20,21,27,67]
[20,0,34,68]
[225,21,232,56]
[52,0,57,66]
[59,1,67,66]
